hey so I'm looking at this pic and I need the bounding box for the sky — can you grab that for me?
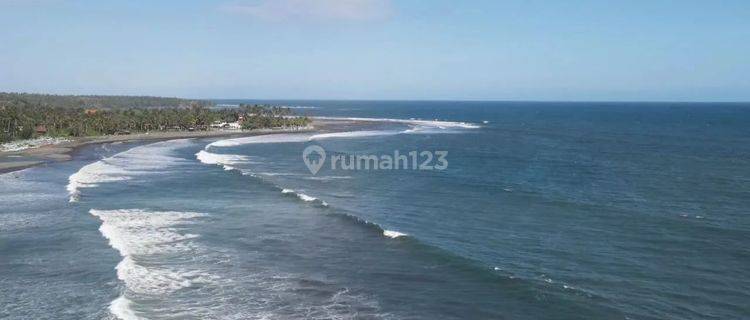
[0,0,748,101]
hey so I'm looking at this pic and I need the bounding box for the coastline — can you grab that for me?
[0,125,317,174]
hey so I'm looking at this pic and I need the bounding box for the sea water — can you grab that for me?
[1,101,749,319]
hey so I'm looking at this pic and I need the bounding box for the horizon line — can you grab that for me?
[205,98,750,104]
[3,91,749,104]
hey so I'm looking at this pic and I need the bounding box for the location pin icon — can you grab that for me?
[303,145,326,175]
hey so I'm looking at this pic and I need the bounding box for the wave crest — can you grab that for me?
[91,208,217,319]
[383,230,408,239]
[67,140,193,202]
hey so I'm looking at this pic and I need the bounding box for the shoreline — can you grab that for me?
[0,126,317,174]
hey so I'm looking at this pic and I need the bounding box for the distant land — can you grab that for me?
[0,92,309,143]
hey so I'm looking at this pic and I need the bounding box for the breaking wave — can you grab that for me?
[67,139,193,202]
[312,116,481,129]
[382,230,408,239]
[206,133,310,148]
[206,116,480,150]
[195,150,254,171]
[90,209,216,319]
[109,296,140,320]
[281,188,328,206]
[308,130,402,140]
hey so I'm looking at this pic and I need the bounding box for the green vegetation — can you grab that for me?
[0,92,206,109]
[237,104,307,130]
[0,93,310,143]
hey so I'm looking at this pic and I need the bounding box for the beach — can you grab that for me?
[0,125,321,174]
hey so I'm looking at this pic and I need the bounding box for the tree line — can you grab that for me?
[0,94,310,143]
[0,92,206,109]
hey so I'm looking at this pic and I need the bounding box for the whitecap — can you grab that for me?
[383,230,407,238]
[296,193,317,202]
[90,209,204,257]
[312,116,481,129]
[90,209,215,297]
[67,139,193,202]
[286,106,318,109]
[207,133,311,148]
[283,189,316,201]
[304,176,352,181]
[109,295,142,320]
[195,150,253,171]
[308,130,401,140]
[207,117,479,150]
[279,188,328,206]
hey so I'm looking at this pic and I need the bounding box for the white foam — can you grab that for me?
[308,130,401,140]
[195,150,253,171]
[115,256,213,295]
[286,106,318,109]
[280,188,327,205]
[67,140,193,202]
[109,295,142,320]
[90,209,215,297]
[67,161,131,202]
[195,150,250,165]
[207,117,478,149]
[297,193,317,202]
[207,133,311,148]
[258,172,301,177]
[90,209,204,257]
[383,230,407,238]
[312,116,481,129]
[304,176,352,181]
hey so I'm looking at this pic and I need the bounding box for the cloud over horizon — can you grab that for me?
[220,0,392,22]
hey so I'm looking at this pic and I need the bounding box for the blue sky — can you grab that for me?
[1,0,748,101]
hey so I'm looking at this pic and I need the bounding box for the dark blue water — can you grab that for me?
[2,101,749,319]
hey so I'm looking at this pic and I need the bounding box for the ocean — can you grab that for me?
[1,101,749,319]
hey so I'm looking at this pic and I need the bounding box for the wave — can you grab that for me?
[109,295,141,320]
[115,256,214,295]
[286,106,319,109]
[326,210,413,241]
[195,149,332,208]
[91,208,216,319]
[196,146,407,241]
[258,172,301,177]
[207,130,398,149]
[281,188,328,206]
[67,161,131,202]
[91,209,203,257]
[206,133,310,148]
[382,230,408,239]
[67,139,193,202]
[195,150,253,171]
[308,130,402,140]
[89,208,207,266]
[312,116,481,129]
[304,175,352,181]
[205,116,479,150]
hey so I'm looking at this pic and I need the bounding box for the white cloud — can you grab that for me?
[220,0,392,22]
